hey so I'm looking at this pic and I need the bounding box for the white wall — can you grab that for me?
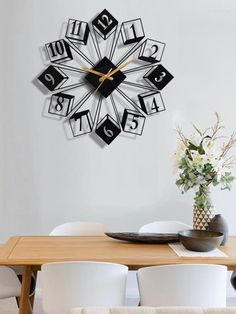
[0,0,236,242]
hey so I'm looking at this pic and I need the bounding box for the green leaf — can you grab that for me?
[188,142,198,151]
[198,141,205,155]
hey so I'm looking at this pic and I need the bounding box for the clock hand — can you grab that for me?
[98,59,133,82]
[94,68,113,94]
[82,67,113,80]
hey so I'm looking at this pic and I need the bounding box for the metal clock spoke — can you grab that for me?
[108,25,119,60]
[92,95,103,131]
[52,81,89,94]
[123,63,157,74]
[89,27,102,60]
[65,38,95,66]
[116,41,145,67]
[121,80,157,91]
[55,64,88,74]
[110,94,122,128]
[116,87,146,115]
[67,89,94,118]
[109,27,122,61]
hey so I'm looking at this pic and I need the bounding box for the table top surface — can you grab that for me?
[0,235,236,270]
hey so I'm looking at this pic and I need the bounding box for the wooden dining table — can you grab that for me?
[0,235,236,314]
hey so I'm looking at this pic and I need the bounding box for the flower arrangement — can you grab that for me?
[174,113,236,212]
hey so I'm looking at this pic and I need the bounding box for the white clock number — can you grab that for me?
[103,126,113,137]
[45,73,55,86]
[97,15,113,30]
[155,71,166,83]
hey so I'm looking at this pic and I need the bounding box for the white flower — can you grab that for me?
[189,132,202,147]
[173,142,187,173]
[192,152,205,167]
[174,114,235,194]
[202,137,215,152]
[176,141,187,159]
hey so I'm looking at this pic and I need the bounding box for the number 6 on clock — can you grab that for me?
[95,115,121,145]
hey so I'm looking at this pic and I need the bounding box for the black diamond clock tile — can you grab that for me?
[96,114,121,144]
[85,57,126,98]
[144,64,174,90]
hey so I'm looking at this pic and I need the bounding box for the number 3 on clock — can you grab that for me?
[144,64,174,90]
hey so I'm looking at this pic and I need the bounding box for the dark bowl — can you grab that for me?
[178,229,224,252]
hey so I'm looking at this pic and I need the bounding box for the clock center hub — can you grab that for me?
[85,57,126,98]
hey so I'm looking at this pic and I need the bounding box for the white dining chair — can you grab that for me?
[49,221,107,236]
[41,261,128,314]
[0,266,21,303]
[68,307,236,314]
[139,220,191,233]
[49,221,137,306]
[137,264,227,307]
[135,220,191,305]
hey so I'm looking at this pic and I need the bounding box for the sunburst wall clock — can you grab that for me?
[37,9,174,145]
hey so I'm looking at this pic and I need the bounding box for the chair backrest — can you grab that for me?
[0,266,21,298]
[139,220,191,233]
[42,261,128,314]
[137,264,227,307]
[49,221,107,236]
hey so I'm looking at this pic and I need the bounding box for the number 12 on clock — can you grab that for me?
[92,9,118,39]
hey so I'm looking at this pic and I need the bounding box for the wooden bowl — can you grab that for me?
[178,229,224,252]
